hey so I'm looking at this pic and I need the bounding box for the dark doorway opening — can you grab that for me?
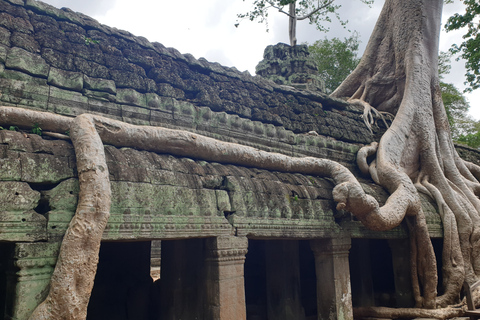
[87,241,153,320]
[155,238,206,320]
[350,238,412,308]
[244,239,317,320]
[0,243,13,320]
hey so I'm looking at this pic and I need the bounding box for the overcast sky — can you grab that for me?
[40,0,480,119]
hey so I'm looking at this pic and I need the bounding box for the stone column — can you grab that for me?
[4,242,60,320]
[310,237,353,320]
[150,240,161,281]
[205,236,248,320]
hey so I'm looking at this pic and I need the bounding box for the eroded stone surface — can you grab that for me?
[0,0,381,144]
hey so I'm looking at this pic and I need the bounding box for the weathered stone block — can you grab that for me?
[0,210,47,242]
[0,155,21,181]
[0,26,9,47]
[47,67,83,91]
[121,104,150,125]
[83,89,116,102]
[6,0,25,6]
[10,32,40,53]
[88,98,122,120]
[0,181,40,211]
[20,153,74,183]
[5,47,49,78]
[216,190,231,213]
[48,86,88,115]
[116,88,146,107]
[45,178,79,211]
[84,75,116,94]
[0,43,8,62]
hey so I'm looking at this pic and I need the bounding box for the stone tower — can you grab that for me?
[256,43,326,92]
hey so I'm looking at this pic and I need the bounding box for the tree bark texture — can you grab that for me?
[333,0,480,312]
[289,3,297,46]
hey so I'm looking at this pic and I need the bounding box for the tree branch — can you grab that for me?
[297,0,335,21]
[265,0,295,18]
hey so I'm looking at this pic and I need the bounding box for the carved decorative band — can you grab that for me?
[207,248,248,262]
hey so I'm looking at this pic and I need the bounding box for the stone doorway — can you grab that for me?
[86,241,153,320]
[349,238,415,308]
[244,239,317,320]
[0,243,13,320]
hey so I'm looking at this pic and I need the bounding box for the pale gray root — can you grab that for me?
[0,106,420,232]
[357,141,379,184]
[333,0,480,310]
[354,306,464,320]
[28,114,111,319]
[348,98,391,134]
[0,104,439,318]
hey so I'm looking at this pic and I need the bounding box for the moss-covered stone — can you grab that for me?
[0,181,40,211]
[47,67,83,92]
[5,242,60,319]
[5,47,49,78]
[48,86,88,115]
[84,75,116,94]
[116,88,146,108]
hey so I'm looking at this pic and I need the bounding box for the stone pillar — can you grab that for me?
[265,240,305,320]
[4,242,60,320]
[150,240,161,281]
[388,239,414,307]
[205,236,248,320]
[310,237,353,320]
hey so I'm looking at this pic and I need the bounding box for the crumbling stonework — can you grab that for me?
[0,0,480,319]
[256,43,326,92]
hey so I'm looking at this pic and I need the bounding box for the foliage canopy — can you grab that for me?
[236,0,372,46]
[308,33,361,93]
[445,0,480,92]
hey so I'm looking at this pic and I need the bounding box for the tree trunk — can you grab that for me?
[289,3,297,46]
[28,114,111,319]
[2,0,480,318]
[333,0,480,310]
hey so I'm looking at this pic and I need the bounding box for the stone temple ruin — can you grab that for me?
[0,1,479,320]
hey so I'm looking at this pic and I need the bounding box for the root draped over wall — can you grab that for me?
[0,106,383,319]
[1,2,479,318]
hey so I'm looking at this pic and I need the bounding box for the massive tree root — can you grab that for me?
[1,106,381,320]
[2,3,479,318]
[333,0,480,313]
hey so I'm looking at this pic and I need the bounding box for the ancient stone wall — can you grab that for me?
[0,0,377,145]
[1,1,480,319]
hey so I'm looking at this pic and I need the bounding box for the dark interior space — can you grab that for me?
[431,238,444,295]
[244,239,317,320]
[350,239,398,307]
[0,243,13,320]
[86,241,153,320]
[299,240,317,320]
[156,238,206,320]
[245,240,267,319]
